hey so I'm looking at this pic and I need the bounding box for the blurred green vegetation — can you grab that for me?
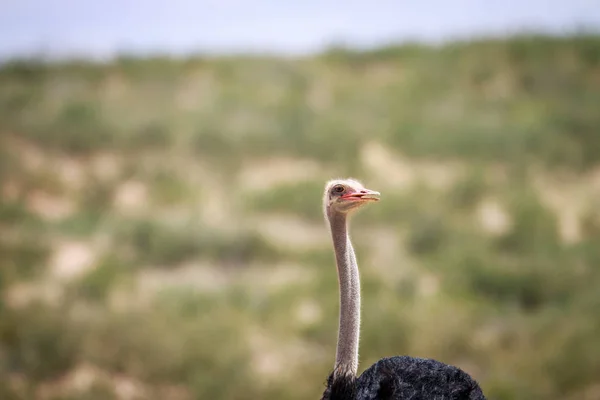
[1,34,600,400]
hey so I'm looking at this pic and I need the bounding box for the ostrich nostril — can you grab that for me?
[360,190,367,193]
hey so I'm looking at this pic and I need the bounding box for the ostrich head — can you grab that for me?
[323,178,380,218]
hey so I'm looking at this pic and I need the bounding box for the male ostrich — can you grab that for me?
[320,179,485,400]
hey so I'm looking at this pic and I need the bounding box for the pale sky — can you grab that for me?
[1,0,599,60]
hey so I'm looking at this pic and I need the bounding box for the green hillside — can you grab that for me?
[1,34,600,400]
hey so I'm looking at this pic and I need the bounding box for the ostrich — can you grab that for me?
[320,179,486,400]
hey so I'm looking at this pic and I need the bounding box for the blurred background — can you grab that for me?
[1,1,600,399]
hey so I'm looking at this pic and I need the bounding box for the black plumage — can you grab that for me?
[321,356,486,400]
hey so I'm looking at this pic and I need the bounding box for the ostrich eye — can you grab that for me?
[332,185,345,194]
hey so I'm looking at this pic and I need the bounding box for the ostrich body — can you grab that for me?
[321,179,485,400]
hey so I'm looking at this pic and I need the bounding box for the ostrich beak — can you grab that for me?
[341,189,381,202]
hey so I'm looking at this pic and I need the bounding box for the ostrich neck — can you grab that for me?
[329,212,361,378]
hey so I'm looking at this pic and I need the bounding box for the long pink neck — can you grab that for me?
[328,212,361,378]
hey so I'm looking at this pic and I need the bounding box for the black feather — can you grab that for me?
[321,373,356,400]
[321,356,486,400]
